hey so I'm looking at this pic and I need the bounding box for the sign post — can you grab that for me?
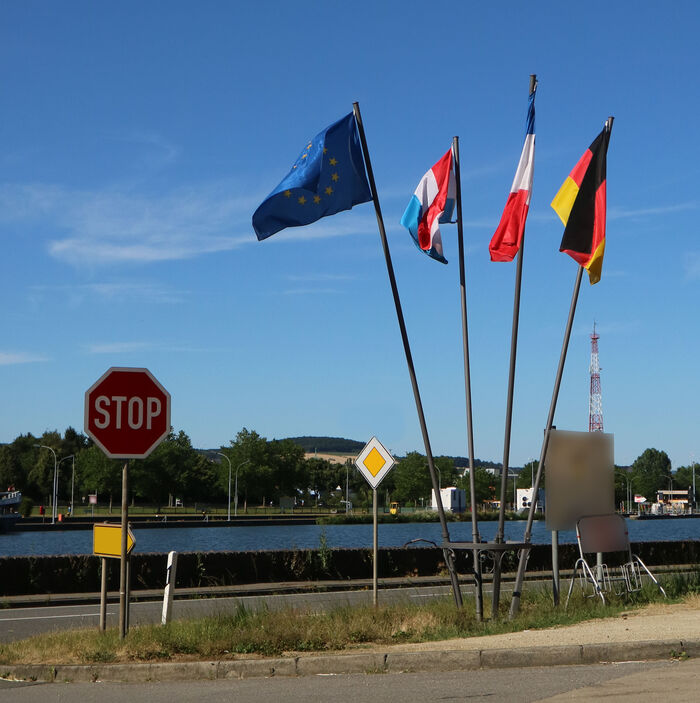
[93,522,136,632]
[85,367,170,638]
[355,437,395,607]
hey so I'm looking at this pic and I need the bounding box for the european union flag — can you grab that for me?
[252,112,372,241]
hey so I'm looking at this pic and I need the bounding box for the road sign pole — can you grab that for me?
[373,488,378,608]
[119,460,129,639]
[99,557,107,631]
[355,438,394,610]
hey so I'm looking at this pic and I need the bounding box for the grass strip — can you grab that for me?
[1,572,698,666]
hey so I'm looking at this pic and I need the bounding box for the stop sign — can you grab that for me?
[84,367,171,459]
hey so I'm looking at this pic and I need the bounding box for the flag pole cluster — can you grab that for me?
[250,96,615,618]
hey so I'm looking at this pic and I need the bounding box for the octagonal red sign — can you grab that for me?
[84,367,171,459]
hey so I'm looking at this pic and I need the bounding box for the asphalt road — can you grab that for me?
[1,660,694,702]
[0,584,458,642]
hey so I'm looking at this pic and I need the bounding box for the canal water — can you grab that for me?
[2,518,700,557]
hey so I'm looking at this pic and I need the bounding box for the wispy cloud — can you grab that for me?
[574,319,640,337]
[85,341,225,354]
[285,273,356,282]
[0,351,49,365]
[103,130,181,171]
[283,287,344,295]
[0,181,259,266]
[608,202,698,220]
[86,342,155,354]
[0,180,391,265]
[261,213,379,242]
[683,252,700,280]
[29,281,186,305]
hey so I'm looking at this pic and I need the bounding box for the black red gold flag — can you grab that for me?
[551,121,612,284]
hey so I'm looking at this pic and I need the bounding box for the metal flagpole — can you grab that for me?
[452,135,483,620]
[509,265,584,618]
[353,101,462,607]
[492,74,537,618]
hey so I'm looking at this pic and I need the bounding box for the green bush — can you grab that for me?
[19,497,34,518]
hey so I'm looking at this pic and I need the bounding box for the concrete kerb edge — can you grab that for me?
[4,638,700,683]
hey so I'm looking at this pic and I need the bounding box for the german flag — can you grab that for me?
[551,119,613,284]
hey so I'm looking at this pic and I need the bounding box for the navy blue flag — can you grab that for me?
[252,112,372,240]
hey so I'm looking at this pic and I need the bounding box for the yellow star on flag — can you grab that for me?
[284,190,292,198]
[331,172,339,182]
[325,186,333,195]
[298,195,307,205]
[313,195,321,204]
[329,157,338,165]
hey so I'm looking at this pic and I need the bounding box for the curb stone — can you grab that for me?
[3,638,699,683]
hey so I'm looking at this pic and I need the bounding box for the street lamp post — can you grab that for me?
[216,452,233,521]
[235,460,250,517]
[693,461,696,515]
[58,455,75,517]
[35,445,57,524]
[615,470,631,514]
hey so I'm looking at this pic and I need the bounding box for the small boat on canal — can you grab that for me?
[0,489,22,532]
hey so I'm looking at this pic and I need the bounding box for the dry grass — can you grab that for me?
[2,575,696,667]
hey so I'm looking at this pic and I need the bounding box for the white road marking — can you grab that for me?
[0,612,116,622]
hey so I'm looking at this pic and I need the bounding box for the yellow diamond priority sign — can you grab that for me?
[93,523,135,559]
[355,436,395,489]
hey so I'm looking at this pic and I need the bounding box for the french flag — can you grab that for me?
[489,88,536,262]
[401,148,455,264]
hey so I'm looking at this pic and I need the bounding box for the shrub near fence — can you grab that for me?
[0,541,698,597]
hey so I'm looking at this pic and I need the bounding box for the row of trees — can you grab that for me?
[615,448,698,507]
[0,427,694,511]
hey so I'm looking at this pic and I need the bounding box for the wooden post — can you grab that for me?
[99,557,107,631]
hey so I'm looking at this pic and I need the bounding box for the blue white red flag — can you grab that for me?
[400,148,455,264]
[489,88,536,262]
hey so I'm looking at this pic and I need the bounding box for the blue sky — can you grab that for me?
[1,1,698,468]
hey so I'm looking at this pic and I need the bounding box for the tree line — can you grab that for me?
[0,427,693,511]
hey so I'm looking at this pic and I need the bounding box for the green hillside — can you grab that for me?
[286,436,364,453]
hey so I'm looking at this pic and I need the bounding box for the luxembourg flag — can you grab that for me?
[489,87,536,262]
[400,148,456,264]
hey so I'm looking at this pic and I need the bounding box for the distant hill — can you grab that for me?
[286,436,364,454]
[198,438,519,471]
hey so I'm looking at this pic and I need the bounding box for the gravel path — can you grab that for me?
[380,598,700,652]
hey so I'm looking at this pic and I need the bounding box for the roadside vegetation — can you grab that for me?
[2,572,698,666]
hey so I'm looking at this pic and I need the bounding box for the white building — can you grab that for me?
[431,487,467,513]
[516,487,545,513]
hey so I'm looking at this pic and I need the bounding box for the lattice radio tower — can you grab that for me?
[589,322,604,432]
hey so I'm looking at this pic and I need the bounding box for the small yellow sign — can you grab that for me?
[93,523,135,559]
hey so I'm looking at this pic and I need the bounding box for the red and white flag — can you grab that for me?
[489,89,536,262]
